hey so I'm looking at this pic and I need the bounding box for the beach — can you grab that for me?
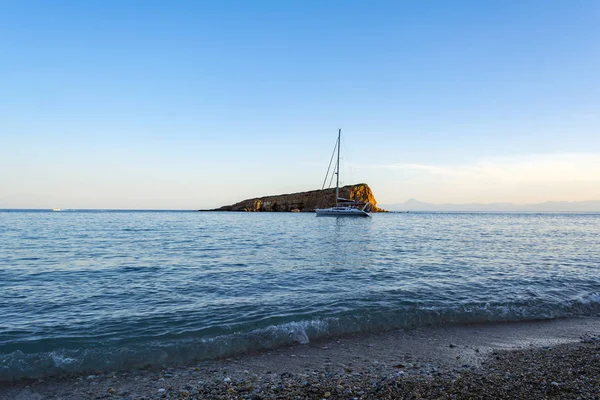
[2,317,599,399]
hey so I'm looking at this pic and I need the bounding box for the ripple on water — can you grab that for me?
[0,211,599,379]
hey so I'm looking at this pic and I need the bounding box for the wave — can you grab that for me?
[2,293,599,382]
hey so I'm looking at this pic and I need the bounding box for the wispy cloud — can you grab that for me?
[355,153,600,203]
[572,112,597,121]
[361,153,600,182]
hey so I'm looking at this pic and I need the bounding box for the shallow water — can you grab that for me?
[1,210,599,380]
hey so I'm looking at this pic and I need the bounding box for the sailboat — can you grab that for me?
[315,129,372,217]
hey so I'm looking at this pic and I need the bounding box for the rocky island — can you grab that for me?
[210,183,384,212]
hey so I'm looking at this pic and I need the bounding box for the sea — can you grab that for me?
[1,210,599,381]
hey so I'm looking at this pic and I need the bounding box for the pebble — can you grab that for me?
[4,338,600,400]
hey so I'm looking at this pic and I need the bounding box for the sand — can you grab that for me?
[1,317,599,399]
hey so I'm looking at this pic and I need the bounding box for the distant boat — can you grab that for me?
[315,129,372,217]
[52,208,61,212]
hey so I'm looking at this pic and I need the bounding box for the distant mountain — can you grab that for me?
[381,199,600,212]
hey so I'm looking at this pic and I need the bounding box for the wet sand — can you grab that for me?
[1,317,599,399]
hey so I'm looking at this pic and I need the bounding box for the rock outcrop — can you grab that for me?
[211,183,384,212]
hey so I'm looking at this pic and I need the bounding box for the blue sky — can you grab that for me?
[1,1,599,208]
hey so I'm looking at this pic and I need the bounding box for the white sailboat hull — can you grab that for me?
[316,129,372,217]
[315,207,371,217]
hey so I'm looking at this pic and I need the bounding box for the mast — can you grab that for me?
[335,128,341,206]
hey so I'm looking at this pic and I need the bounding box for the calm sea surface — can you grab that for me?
[1,210,599,380]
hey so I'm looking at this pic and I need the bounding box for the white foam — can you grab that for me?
[50,351,77,366]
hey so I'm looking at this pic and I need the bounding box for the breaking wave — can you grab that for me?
[2,294,599,381]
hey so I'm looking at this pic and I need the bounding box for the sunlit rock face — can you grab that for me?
[212,183,385,212]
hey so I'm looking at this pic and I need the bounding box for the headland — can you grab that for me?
[208,183,385,212]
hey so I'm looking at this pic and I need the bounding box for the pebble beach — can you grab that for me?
[2,317,599,400]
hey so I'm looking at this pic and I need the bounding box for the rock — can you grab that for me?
[210,184,385,213]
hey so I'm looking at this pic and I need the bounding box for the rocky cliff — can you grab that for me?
[212,183,384,212]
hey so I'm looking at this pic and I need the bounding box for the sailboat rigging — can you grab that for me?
[315,129,372,217]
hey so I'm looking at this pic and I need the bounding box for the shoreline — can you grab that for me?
[1,316,599,399]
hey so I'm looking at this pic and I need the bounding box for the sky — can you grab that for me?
[1,1,599,209]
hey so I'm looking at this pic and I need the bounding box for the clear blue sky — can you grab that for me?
[1,1,599,208]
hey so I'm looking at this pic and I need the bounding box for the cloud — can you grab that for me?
[572,112,597,121]
[355,153,600,203]
[363,153,600,182]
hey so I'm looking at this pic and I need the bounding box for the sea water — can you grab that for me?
[1,210,599,380]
